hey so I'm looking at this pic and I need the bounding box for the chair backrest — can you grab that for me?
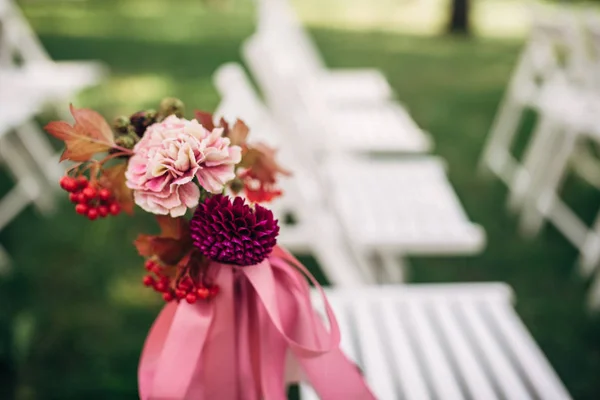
[255,0,324,75]
[242,34,299,109]
[583,13,600,92]
[212,64,373,285]
[508,4,588,104]
[213,63,284,147]
[0,0,51,67]
[241,34,335,154]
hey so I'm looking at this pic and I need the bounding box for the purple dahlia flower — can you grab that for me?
[190,194,279,266]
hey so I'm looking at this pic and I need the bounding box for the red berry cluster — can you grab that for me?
[142,259,219,304]
[60,175,121,220]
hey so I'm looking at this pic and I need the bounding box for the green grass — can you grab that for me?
[1,0,599,398]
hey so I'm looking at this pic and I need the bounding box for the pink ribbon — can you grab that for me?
[138,246,376,399]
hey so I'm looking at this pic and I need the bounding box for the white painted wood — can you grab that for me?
[326,295,359,365]
[323,157,485,255]
[214,63,484,283]
[487,301,572,400]
[432,301,499,400]
[378,299,430,400]
[405,300,464,399]
[241,34,431,156]
[301,284,570,400]
[254,0,393,105]
[588,268,600,311]
[0,0,107,269]
[351,299,398,399]
[477,5,600,308]
[458,300,532,400]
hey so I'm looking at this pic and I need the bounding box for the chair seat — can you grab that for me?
[323,103,432,154]
[324,157,484,254]
[316,68,394,104]
[2,61,106,101]
[301,283,571,400]
[0,78,46,136]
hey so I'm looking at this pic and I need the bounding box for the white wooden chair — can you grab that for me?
[213,64,372,286]
[213,63,484,283]
[254,0,394,106]
[514,86,600,287]
[478,4,587,213]
[0,0,106,182]
[0,77,57,273]
[0,0,106,271]
[0,0,106,110]
[302,283,571,400]
[322,156,485,282]
[242,34,432,156]
[507,14,600,271]
[479,8,600,312]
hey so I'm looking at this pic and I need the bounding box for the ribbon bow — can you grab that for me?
[138,246,375,399]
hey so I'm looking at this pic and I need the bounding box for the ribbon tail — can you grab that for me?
[148,300,214,399]
[298,348,376,400]
[138,301,178,400]
[257,266,299,399]
[191,265,238,399]
[236,275,260,400]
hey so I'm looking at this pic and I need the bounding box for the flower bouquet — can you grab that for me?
[44,98,375,399]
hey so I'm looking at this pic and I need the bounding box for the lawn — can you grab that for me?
[1,0,599,399]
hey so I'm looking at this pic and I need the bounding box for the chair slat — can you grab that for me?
[487,301,572,400]
[433,301,499,400]
[379,299,431,400]
[459,301,532,400]
[405,301,465,400]
[326,294,359,364]
[351,299,398,399]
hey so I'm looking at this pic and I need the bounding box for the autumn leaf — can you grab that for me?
[44,105,116,162]
[226,119,249,147]
[216,117,229,133]
[194,110,215,131]
[102,163,134,215]
[155,215,187,239]
[240,143,291,183]
[70,104,115,144]
[134,216,193,265]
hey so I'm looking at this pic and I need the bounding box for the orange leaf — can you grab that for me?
[227,119,250,147]
[134,236,189,265]
[70,104,115,145]
[194,110,215,131]
[239,148,261,169]
[156,215,187,239]
[60,141,110,162]
[44,121,73,141]
[134,234,157,258]
[102,163,134,215]
[217,117,229,133]
[44,105,116,162]
[134,216,192,265]
[241,143,292,183]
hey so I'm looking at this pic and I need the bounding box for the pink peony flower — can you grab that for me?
[125,115,242,217]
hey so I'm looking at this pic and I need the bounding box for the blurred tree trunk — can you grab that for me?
[447,0,471,35]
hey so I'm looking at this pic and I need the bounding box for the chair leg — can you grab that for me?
[0,134,54,215]
[519,128,575,238]
[577,211,600,278]
[478,96,524,177]
[376,251,407,283]
[507,116,558,212]
[587,269,600,312]
[0,245,12,276]
[14,120,63,184]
